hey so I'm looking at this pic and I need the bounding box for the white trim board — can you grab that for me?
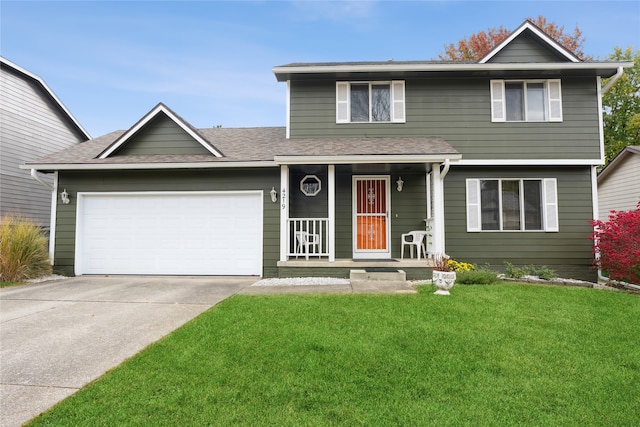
[456,159,603,166]
[98,103,223,159]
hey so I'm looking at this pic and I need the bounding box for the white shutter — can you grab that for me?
[466,179,481,232]
[543,178,559,232]
[547,80,562,122]
[490,80,506,122]
[336,82,349,123]
[391,81,405,123]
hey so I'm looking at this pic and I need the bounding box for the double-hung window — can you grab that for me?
[466,178,558,232]
[490,79,562,122]
[336,81,405,123]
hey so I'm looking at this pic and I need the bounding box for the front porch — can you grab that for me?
[277,258,436,281]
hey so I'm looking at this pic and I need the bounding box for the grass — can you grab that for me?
[0,281,20,288]
[28,284,639,426]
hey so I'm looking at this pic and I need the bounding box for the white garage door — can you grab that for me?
[75,191,263,276]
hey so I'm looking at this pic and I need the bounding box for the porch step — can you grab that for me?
[350,269,406,282]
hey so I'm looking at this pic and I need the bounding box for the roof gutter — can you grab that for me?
[30,168,53,191]
[602,66,624,93]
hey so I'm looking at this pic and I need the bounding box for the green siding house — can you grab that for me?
[23,21,632,281]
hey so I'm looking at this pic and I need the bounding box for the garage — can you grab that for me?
[75,191,263,276]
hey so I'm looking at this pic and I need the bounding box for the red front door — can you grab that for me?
[353,177,390,258]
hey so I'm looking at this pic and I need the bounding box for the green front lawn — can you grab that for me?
[29,284,639,426]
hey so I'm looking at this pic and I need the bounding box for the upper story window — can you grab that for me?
[336,81,405,123]
[490,80,562,122]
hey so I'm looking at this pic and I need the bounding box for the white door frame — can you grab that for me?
[352,175,391,259]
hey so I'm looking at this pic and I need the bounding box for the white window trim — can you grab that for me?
[490,79,562,123]
[466,178,559,232]
[336,80,405,124]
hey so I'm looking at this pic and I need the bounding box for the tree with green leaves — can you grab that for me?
[602,47,640,165]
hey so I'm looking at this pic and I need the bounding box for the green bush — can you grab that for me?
[0,215,51,282]
[504,262,527,279]
[503,262,556,280]
[456,268,499,285]
[534,265,556,280]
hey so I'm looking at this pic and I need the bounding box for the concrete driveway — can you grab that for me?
[0,276,256,427]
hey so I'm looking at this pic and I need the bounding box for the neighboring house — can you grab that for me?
[1,56,90,229]
[598,145,640,219]
[23,21,632,281]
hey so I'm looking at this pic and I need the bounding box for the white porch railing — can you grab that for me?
[287,218,329,259]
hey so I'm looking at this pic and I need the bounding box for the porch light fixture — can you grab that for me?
[60,189,70,204]
[270,187,278,203]
[396,177,404,192]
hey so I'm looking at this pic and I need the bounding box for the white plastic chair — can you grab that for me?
[401,230,429,260]
[295,231,320,260]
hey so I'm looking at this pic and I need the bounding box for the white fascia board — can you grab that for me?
[1,57,91,139]
[274,154,462,165]
[20,161,278,171]
[456,159,604,166]
[479,21,580,64]
[273,62,632,77]
[98,104,223,159]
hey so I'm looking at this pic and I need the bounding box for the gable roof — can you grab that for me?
[479,20,581,64]
[273,21,631,82]
[97,103,224,159]
[598,145,640,183]
[22,126,461,171]
[0,56,91,140]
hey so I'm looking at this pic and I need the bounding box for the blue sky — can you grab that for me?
[2,1,639,138]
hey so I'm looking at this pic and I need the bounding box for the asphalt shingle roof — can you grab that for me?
[26,127,460,168]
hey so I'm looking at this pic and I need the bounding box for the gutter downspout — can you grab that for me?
[440,158,451,179]
[30,168,53,191]
[594,66,624,280]
[30,169,56,265]
[602,66,624,94]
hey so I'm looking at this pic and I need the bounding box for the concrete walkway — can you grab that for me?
[0,276,256,427]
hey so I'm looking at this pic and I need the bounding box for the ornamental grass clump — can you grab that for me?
[0,215,51,282]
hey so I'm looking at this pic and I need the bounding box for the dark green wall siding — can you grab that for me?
[54,168,280,277]
[488,33,568,63]
[113,114,212,156]
[443,166,597,281]
[289,78,601,160]
[289,170,430,259]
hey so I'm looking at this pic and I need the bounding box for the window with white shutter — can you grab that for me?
[491,79,563,123]
[391,81,405,123]
[336,81,405,123]
[466,179,481,232]
[336,82,349,123]
[490,80,506,122]
[543,178,559,232]
[466,178,559,232]
[547,80,563,122]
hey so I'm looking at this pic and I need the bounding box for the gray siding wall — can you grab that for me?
[444,166,597,281]
[113,113,212,156]
[0,67,85,227]
[289,77,601,160]
[598,154,640,219]
[54,169,280,277]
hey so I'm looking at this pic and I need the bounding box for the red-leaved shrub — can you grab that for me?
[589,202,640,284]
